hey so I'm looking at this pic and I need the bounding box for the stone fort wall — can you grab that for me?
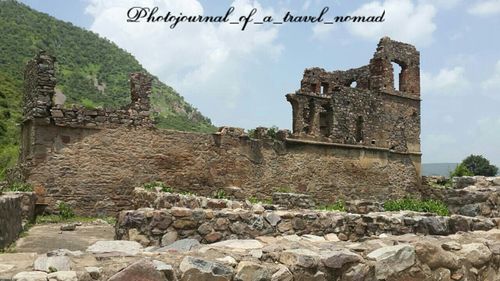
[14,40,422,216]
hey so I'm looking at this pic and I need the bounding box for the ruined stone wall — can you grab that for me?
[0,194,23,249]
[287,37,421,155]
[116,207,499,245]
[20,126,420,215]
[16,47,421,216]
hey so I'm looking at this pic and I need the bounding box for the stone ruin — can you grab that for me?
[9,37,422,216]
[286,36,420,156]
[2,36,500,281]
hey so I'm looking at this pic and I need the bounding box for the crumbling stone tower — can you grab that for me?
[286,37,421,157]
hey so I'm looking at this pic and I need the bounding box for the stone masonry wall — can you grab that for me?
[21,127,420,215]
[16,47,421,216]
[116,207,499,246]
[287,37,421,154]
[0,194,23,249]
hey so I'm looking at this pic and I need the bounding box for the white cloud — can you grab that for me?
[468,0,500,16]
[421,0,461,10]
[312,23,336,39]
[481,60,500,91]
[347,0,436,47]
[421,66,469,95]
[85,0,283,112]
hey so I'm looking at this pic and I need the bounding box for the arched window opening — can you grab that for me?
[320,82,329,95]
[391,62,402,91]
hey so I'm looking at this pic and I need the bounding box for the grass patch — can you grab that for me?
[143,181,173,193]
[213,189,227,199]
[317,200,346,212]
[383,198,449,216]
[57,201,75,219]
[3,182,33,192]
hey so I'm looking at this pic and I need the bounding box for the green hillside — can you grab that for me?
[0,0,215,179]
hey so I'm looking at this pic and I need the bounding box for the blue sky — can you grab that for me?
[20,0,500,165]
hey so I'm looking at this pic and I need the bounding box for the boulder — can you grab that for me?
[59,224,77,231]
[422,217,449,235]
[264,213,281,226]
[271,264,293,281]
[86,240,143,257]
[47,271,77,281]
[367,244,415,280]
[234,261,271,281]
[152,260,176,280]
[84,267,101,280]
[12,271,48,281]
[179,256,233,281]
[156,239,200,253]
[107,259,166,281]
[33,254,71,272]
[458,243,492,267]
[280,248,319,268]
[161,231,179,246]
[320,249,363,269]
[414,242,460,270]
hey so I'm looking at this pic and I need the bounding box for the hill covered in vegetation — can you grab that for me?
[0,0,215,179]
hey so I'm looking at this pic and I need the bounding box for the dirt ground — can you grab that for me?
[0,222,114,279]
[14,222,115,254]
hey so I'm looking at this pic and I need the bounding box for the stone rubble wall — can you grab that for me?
[272,192,316,209]
[115,207,499,246]
[133,188,318,211]
[20,127,421,216]
[419,176,500,218]
[0,194,23,249]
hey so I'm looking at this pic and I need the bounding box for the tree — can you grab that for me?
[461,155,498,176]
[450,163,473,178]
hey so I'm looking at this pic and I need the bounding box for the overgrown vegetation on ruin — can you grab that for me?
[0,0,215,180]
[35,201,116,224]
[143,181,173,193]
[383,198,449,216]
[248,196,273,205]
[2,182,33,192]
[317,200,346,212]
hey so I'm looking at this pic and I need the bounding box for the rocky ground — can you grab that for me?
[2,219,500,281]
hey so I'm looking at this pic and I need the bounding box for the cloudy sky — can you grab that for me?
[21,0,500,165]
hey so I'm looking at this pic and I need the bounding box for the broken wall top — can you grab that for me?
[22,51,155,129]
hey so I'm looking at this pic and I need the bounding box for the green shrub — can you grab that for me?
[213,189,227,199]
[4,182,32,192]
[383,198,449,216]
[143,181,172,193]
[460,155,498,176]
[0,144,19,181]
[450,163,473,178]
[247,129,256,138]
[57,202,75,219]
[318,200,346,212]
[80,98,98,110]
[267,126,279,139]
